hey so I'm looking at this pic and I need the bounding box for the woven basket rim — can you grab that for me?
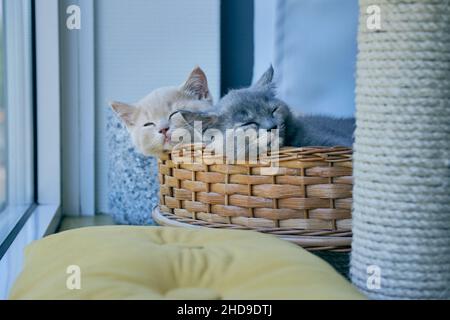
[161,145,352,164]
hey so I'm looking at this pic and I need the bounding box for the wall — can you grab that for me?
[95,0,220,214]
[253,0,276,85]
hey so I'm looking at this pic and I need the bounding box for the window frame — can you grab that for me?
[60,0,96,217]
[0,0,36,256]
[0,0,61,299]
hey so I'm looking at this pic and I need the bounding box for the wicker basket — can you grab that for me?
[154,145,353,252]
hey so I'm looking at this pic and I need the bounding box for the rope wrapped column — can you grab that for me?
[351,0,450,299]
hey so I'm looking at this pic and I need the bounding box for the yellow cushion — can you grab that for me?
[9,226,364,299]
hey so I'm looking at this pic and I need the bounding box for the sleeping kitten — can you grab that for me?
[169,66,354,159]
[110,67,213,157]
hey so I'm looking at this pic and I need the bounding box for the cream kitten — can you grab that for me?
[110,67,213,157]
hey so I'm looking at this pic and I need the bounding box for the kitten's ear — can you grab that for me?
[171,109,218,128]
[182,66,212,101]
[110,101,136,127]
[253,65,275,92]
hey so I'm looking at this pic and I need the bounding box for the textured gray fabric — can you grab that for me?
[107,109,158,225]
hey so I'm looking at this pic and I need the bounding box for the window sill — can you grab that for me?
[0,205,33,252]
[0,204,60,299]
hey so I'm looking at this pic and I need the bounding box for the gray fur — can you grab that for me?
[173,66,355,148]
[289,115,355,147]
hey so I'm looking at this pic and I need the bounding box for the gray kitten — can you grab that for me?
[169,66,354,155]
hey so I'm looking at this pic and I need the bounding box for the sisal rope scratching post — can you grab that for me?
[351,0,450,299]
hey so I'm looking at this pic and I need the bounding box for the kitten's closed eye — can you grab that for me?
[168,110,180,121]
[143,122,155,127]
[240,121,259,127]
[272,107,279,114]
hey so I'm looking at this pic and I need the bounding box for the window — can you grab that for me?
[0,1,5,209]
[0,0,60,297]
[0,0,35,254]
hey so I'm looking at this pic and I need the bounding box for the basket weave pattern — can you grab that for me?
[157,147,353,251]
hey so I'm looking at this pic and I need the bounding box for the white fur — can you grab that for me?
[111,67,213,157]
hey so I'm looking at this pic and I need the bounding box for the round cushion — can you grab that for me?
[9,226,364,299]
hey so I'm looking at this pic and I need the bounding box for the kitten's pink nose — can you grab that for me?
[159,127,169,135]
